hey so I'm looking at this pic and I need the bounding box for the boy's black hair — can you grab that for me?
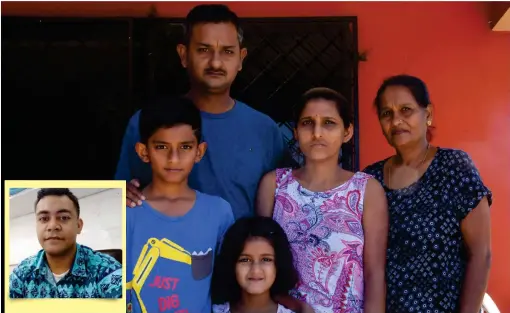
[138,97,202,144]
[211,216,299,304]
[35,188,80,216]
[184,4,244,45]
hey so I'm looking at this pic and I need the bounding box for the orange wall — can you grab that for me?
[3,1,510,311]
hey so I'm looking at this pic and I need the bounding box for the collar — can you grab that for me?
[33,244,89,278]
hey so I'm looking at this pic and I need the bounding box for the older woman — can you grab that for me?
[364,75,492,313]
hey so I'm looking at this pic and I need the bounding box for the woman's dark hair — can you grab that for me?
[211,216,299,304]
[373,74,431,113]
[293,87,353,129]
[373,74,434,140]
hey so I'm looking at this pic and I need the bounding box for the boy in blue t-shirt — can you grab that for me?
[126,98,234,313]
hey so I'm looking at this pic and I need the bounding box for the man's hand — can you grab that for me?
[127,179,145,207]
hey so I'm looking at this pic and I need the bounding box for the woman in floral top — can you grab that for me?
[257,88,388,313]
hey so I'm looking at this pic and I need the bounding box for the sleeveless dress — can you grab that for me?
[364,148,492,313]
[272,168,371,313]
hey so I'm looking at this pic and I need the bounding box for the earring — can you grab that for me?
[427,120,432,126]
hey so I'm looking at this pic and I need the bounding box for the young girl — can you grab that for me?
[256,88,388,313]
[211,216,300,313]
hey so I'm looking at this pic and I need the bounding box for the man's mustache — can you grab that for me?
[204,68,226,76]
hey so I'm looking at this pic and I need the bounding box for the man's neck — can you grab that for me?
[45,244,77,275]
[186,89,234,114]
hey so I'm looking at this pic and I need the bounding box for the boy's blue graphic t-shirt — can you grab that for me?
[126,191,234,313]
[115,100,286,219]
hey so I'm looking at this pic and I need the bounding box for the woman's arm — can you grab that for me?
[256,170,277,217]
[362,178,388,313]
[459,197,491,313]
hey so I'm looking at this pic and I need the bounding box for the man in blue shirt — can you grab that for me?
[115,4,287,219]
[9,188,122,298]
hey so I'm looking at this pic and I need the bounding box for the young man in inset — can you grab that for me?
[9,188,122,298]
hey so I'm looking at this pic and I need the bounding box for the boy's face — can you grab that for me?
[136,125,207,184]
[35,195,83,257]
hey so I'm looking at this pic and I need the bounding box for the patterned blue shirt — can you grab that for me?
[9,244,122,298]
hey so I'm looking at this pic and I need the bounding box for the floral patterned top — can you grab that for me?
[273,169,371,313]
[364,148,492,313]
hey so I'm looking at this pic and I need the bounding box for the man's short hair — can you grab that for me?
[35,188,80,216]
[184,4,244,45]
[139,97,202,144]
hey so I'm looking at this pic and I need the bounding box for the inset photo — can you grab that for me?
[6,181,125,300]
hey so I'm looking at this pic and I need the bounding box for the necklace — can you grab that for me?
[387,143,430,189]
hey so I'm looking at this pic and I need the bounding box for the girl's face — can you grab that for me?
[294,99,353,162]
[236,237,276,296]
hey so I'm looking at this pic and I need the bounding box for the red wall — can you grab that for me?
[3,1,510,311]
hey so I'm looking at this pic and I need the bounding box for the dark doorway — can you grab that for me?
[2,17,133,180]
[2,16,359,180]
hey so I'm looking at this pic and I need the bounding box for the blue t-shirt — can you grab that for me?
[115,100,286,219]
[126,191,234,313]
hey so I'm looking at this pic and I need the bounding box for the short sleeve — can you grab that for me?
[97,267,123,298]
[97,254,123,298]
[448,150,492,220]
[9,268,25,298]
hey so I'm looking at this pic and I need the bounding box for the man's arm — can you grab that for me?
[97,265,123,299]
[459,197,491,313]
[114,111,140,181]
[9,269,25,298]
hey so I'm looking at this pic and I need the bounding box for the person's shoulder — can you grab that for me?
[277,304,297,313]
[79,245,121,273]
[12,253,40,278]
[126,202,146,217]
[438,147,471,161]
[436,147,478,171]
[197,192,232,215]
[353,171,374,180]
[235,101,278,126]
[195,191,234,226]
[197,191,230,209]
[362,158,387,176]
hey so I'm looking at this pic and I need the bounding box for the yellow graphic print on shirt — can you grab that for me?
[127,238,213,313]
